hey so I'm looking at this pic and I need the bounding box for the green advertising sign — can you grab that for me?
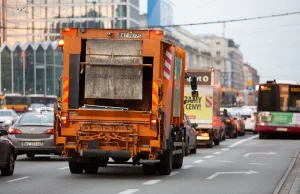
[173,57,182,117]
[258,112,298,125]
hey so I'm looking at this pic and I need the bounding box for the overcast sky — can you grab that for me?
[140,0,300,84]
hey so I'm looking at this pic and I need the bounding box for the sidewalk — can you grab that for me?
[275,150,300,194]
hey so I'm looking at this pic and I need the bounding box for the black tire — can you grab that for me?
[112,158,130,164]
[173,144,184,169]
[99,158,108,167]
[185,139,190,156]
[1,152,15,176]
[222,131,226,141]
[206,141,213,148]
[214,133,220,146]
[69,162,84,174]
[143,165,157,175]
[84,163,99,174]
[26,153,35,158]
[158,138,173,175]
[259,133,264,139]
[190,140,197,154]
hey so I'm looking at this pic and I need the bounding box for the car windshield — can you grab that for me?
[0,111,12,116]
[18,113,53,125]
[241,112,252,118]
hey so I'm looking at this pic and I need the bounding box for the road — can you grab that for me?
[1,133,299,194]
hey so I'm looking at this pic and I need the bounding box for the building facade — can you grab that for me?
[140,0,212,69]
[202,36,245,105]
[0,41,62,95]
[1,0,140,45]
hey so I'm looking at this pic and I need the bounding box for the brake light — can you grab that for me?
[8,128,22,135]
[226,119,231,123]
[61,116,68,127]
[200,133,209,137]
[251,116,254,120]
[151,119,157,130]
[44,129,54,134]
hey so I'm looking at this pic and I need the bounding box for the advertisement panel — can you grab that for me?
[257,112,300,126]
[184,86,213,123]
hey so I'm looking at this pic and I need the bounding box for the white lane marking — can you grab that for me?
[118,189,140,194]
[221,148,229,151]
[217,160,236,163]
[7,176,31,183]
[182,165,193,169]
[142,180,161,185]
[228,135,258,148]
[213,152,222,155]
[204,155,214,159]
[169,171,179,176]
[244,152,277,157]
[193,160,205,164]
[58,166,69,170]
[249,163,270,166]
[206,170,258,180]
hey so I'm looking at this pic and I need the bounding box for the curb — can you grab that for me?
[273,149,300,194]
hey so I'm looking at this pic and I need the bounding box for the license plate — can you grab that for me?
[119,32,142,39]
[276,128,288,132]
[197,136,210,140]
[21,142,44,147]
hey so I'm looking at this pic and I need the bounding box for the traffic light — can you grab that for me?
[191,76,197,90]
[192,90,198,98]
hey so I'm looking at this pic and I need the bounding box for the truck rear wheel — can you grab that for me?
[112,158,130,164]
[158,139,173,175]
[143,165,157,175]
[99,158,108,167]
[69,162,84,174]
[84,163,99,174]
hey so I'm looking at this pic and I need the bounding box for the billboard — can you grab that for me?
[147,0,174,31]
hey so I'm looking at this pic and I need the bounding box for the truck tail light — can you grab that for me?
[199,132,209,137]
[226,119,231,123]
[8,128,22,135]
[44,129,54,134]
[61,116,68,127]
[151,119,157,130]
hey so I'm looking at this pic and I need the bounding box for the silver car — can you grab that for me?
[0,109,19,130]
[7,111,61,158]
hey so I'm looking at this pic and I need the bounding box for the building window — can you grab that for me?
[25,46,35,94]
[216,51,221,57]
[1,47,12,94]
[216,61,221,65]
[216,42,220,45]
[13,46,24,94]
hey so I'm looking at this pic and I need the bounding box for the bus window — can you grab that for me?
[288,86,300,112]
[258,85,280,112]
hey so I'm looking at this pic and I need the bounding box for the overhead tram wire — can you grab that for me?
[0,10,299,31]
[138,11,300,29]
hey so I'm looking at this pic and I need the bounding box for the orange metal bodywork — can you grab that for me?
[55,28,186,159]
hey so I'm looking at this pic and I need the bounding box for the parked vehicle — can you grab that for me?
[183,114,197,155]
[7,111,61,158]
[0,129,15,176]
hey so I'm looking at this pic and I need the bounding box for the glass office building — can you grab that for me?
[2,0,140,45]
[0,41,62,95]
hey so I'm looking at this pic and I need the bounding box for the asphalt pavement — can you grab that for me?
[1,133,300,194]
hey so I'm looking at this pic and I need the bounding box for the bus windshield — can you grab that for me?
[258,84,300,112]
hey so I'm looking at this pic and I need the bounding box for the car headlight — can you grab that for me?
[28,107,32,111]
[5,120,12,124]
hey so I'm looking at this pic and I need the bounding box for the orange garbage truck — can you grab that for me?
[53,28,196,175]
